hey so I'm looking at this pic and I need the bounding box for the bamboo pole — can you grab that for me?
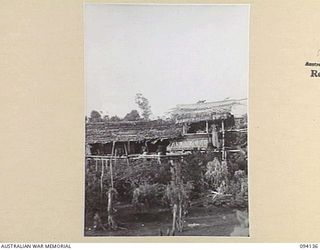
[206,120,209,133]
[114,148,118,166]
[172,204,177,236]
[110,157,114,189]
[124,143,130,167]
[111,141,115,157]
[221,120,226,160]
[100,159,104,214]
[107,189,113,227]
[108,157,115,228]
[178,202,182,232]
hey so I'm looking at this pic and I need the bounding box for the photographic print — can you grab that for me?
[84,4,249,236]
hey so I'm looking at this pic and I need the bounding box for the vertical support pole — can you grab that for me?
[145,141,148,153]
[107,158,116,229]
[114,148,118,166]
[206,120,209,133]
[100,159,104,214]
[124,143,130,167]
[95,159,98,172]
[111,141,116,170]
[172,204,177,236]
[111,141,115,156]
[107,188,113,227]
[110,157,114,189]
[221,119,226,160]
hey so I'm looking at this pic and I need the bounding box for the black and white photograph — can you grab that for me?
[84,4,249,236]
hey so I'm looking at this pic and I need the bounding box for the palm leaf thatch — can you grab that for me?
[170,98,247,123]
[86,120,183,144]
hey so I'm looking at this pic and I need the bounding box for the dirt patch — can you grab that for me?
[85,204,244,236]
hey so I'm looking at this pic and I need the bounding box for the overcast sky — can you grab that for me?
[85,4,249,119]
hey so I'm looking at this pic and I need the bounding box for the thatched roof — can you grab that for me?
[86,120,183,144]
[170,98,247,123]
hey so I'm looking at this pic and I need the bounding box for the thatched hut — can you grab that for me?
[85,98,247,159]
[167,98,247,157]
[85,120,183,156]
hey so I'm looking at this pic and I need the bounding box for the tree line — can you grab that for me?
[87,93,152,122]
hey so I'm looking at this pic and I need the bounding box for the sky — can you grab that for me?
[85,4,249,119]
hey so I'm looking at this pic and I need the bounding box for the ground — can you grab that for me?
[85,203,247,237]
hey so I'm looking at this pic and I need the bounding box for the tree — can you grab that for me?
[90,110,102,122]
[135,93,152,120]
[103,115,110,121]
[109,115,121,122]
[124,110,141,121]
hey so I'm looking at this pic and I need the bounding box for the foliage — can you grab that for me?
[178,152,215,199]
[132,183,167,209]
[90,110,102,122]
[109,115,121,122]
[205,158,229,193]
[124,110,141,121]
[85,152,248,230]
[135,93,152,120]
[226,170,248,207]
[103,115,110,121]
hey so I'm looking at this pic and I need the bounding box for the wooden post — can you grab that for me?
[145,141,148,153]
[100,159,104,214]
[111,141,115,156]
[172,204,177,235]
[206,120,209,133]
[178,201,183,232]
[221,120,226,160]
[95,159,98,172]
[107,158,115,229]
[107,189,113,227]
[109,157,114,189]
[114,148,118,166]
[124,143,130,167]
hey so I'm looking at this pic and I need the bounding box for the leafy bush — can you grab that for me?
[205,158,229,192]
[132,183,167,209]
[85,152,249,228]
